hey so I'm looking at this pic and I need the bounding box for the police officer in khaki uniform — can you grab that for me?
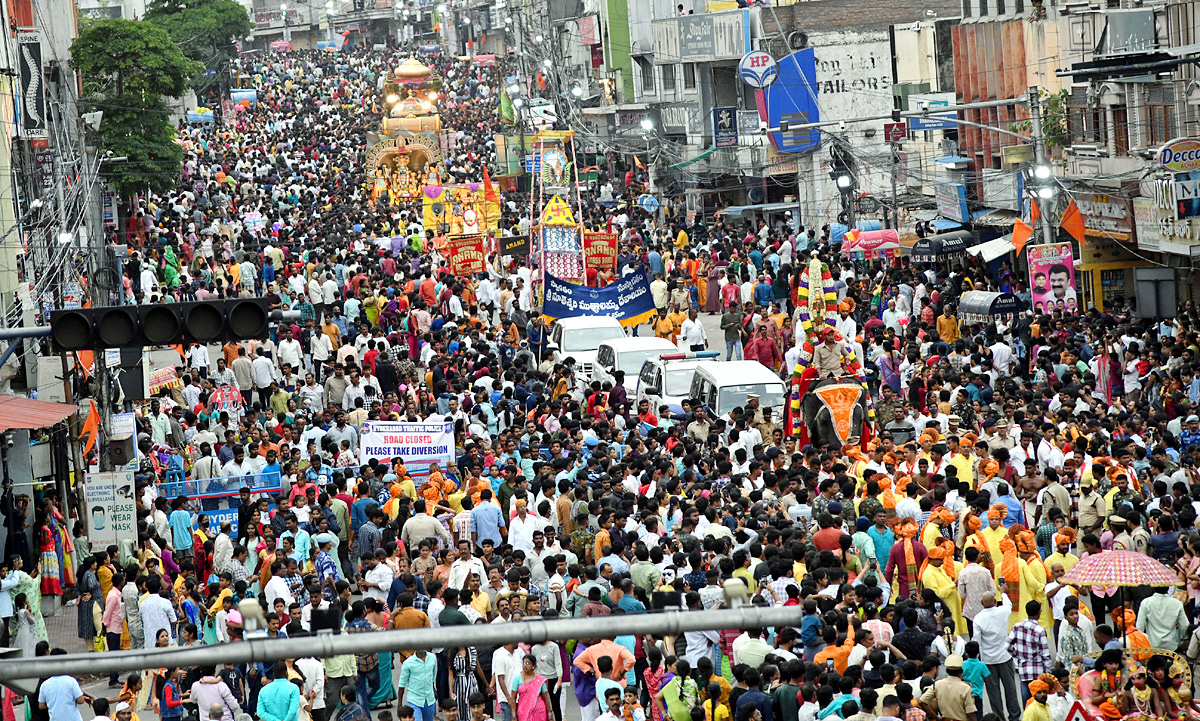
[918,654,978,721]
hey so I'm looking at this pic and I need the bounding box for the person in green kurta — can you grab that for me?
[8,556,46,645]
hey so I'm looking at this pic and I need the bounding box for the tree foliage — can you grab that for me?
[92,93,185,197]
[70,19,194,197]
[70,18,196,97]
[145,0,252,90]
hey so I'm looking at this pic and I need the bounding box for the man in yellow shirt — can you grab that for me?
[653,309,677,344]
[980,504,1009,571]
[1044,528,1080,573]
[937,307,960,345]
[921,538,966,634]
[1021,679,1052,721]
[675,227,689,250]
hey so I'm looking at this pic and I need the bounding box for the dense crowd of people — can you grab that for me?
[18,36,1200,721]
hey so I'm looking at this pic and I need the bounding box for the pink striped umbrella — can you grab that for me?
[1059,550,1180,588]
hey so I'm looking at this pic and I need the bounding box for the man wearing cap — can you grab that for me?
[1077,477,1105,536]
[1108,515,1133,551]
[917,654,976,721]
[984,419,1016,453]
[1181,415,1200,452]
[812,328,848,379]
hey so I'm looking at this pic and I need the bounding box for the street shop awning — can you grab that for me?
[930,218,962,230]
[957,290,1025,323]
[0,394,79,432]
[716,202,798,217]
[967,234,1017,263]
[667,146,718,170]
[841,229,901,259]
[911,230,980,263]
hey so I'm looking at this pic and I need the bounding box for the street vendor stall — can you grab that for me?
[957,290,1024,324]
[910,230,980,264]
[841,228,901,261]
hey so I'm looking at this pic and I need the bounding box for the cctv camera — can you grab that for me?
[758,120,769,135]
[839,121,847,131]
[105,150,114,157]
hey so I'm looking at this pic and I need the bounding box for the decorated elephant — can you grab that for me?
[799,377,871,450]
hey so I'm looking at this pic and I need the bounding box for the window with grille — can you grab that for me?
[1147,85,1176,146]
[662,64,676,93]
[637,58,654,93]
[684,63,696,89]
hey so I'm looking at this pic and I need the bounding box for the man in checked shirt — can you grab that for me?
[1007,600,1052,706]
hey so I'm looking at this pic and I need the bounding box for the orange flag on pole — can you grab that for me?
[1061,198,1087,246]
[1012,219,1034,257]
[482,164,499,205]
[81,400,99,457]
[633,155,644,169]
[1029,199,1041,227]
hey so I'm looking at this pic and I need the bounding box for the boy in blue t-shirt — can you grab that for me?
[961,641,990,709]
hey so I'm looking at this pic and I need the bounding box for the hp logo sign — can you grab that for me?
[738,51,778,89]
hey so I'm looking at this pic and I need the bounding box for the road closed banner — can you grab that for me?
[541,268,657,327]
[583,232,618,271]
[359,420,456,480]
[446,233,486,275]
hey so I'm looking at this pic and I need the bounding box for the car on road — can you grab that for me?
[590,337,679,393]
[690,360,788,418]
[548,316,627,381]
[634,351,721,414]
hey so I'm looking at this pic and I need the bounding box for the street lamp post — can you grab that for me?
[280,2,291,44]
[1027,85,1057,245]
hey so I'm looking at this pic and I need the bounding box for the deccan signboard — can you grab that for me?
[1159,138,1200,173]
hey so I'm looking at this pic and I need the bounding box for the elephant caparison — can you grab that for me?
[799,378,870,450]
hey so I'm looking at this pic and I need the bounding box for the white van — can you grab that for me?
[548,316,626,381]
[635,351,721,414]
[590,337,679,392]
[689,360,788,417]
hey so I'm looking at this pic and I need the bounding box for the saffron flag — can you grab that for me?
[1029,199,1041,227]
[482,165,498,205]
[633,155,644,169]
[81,400,99,457]
[1012,219,1034,257]
[1061,198,1087,246]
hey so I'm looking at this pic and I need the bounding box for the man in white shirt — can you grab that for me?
[277,329,304,373]
[679,310,708,351]
[507,500,545,552]
[251,348,277,405]
[971,583,1022,721]
[264,563,294,607]
[360,555,393,604]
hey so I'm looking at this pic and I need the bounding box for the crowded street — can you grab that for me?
[2,12,1200,721]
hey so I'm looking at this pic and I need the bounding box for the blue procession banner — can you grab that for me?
[541,269,657,327]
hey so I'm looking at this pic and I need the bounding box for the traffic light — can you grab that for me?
[50,306,138,352]
[49,299,271,352]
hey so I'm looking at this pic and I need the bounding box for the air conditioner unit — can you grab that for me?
[1070,143,1101,157]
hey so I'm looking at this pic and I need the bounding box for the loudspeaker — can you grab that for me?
[108,434,136,467]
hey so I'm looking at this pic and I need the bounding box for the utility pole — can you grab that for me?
[1027,85,1056,245]
[889,140,899,230]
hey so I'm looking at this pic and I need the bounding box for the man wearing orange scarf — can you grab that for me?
[962,514,995,572]
[921,537,966,634]
[1111,607,1153,660]
[921,507,955,551]
[980,504,1009,571]
[998,536,1024,628]
[1045,528,1079,574]
[885,518,927,599]
[1015,528,1053,631]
